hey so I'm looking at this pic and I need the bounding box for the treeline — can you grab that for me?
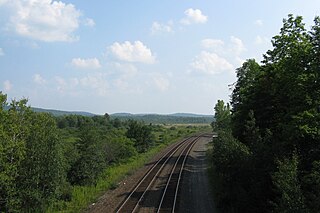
[111,114,213,124]
[0,93,204,212]
[210,15,320,212]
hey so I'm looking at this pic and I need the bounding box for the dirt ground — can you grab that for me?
[177,136,216,213]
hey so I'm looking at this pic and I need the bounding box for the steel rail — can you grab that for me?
[116,136,194,213]
[172,136,201,211]
[130,137,193,213]
[157,135,201,213]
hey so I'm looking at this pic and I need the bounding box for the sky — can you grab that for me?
[0,0,319,115]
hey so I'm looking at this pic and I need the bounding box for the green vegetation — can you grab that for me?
[0,93,209,212]
[209,14,320,212]
[26,107,214,124]
[111,113,213,124]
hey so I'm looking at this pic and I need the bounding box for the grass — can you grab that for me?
[47,125,211,213]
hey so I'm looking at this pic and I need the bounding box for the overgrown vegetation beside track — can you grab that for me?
[209,15,320,213]
[0,93,210,212]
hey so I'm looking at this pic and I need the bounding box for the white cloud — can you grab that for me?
[254,35,269,45]
[79,73,109,96]
[112,62,138,77]
[33,74,46,85]
[201,39,224,49]
[0,48,4,56]
[3,80,12,92]
[109,41,156,64]
[55,76,67,92]
[191,51,233,75]
[84,18,95,27]
[4,0,81,42]
[71,58,101,69]
[255,19,263,27]
[113,78,129,91]
[153,74,170,92]
[56,74,109,96]
[181,8,208,25]
[150,21,173,34]
[230,36,246,55]
[201,36,246,57]
[0,0,8,6]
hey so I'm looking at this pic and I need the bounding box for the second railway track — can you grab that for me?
[116,134,207,213]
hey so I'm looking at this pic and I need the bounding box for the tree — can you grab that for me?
[302,161,320,212]
[210,14,320,212]
[272,155,306,213]
[211,100,231,131]
[231,59,261,140]
[68,127,105,185]
[0,94,31,211]
[211,131,251,212]
[17,113,65,211]
[126,120,153,153]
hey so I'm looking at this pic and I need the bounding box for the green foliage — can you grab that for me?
[1,93,210,212]
[210,15,320,212]
[18,113,65,211]
[211,100,231,131]
[231,59,261,141]
[272,155,306,213]
[47,124,207,212]
[103,135,137,164]
[302,161,320,212]
[0,93,65,212]
[211,131,252,212]
[111,113,213,124]
[0,93,31,211]
[126,120,154,153]
[68,127,106,186]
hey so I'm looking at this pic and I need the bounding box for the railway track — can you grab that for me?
[116,134,207,213]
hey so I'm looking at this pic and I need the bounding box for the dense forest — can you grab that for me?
[0,93,208,212]
[19,107,213,124]
[111,113,213,124]
[210,15,320,212]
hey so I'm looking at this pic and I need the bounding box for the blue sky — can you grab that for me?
[0,0,319,114]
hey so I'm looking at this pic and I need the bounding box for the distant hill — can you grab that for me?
[112,112,212,118]
[4,105,95,116]
[31,107,96,117]
[110,113,214,124]
[169,113,212,118]
[4,105,213,124]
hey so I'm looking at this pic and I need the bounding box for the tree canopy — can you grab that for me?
[210,14,320,212]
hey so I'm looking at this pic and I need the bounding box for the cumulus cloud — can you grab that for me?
[55,73,109,96]
[255,35,269,45]
[230,36,246,55]
[79,73,109,96]
[109,41,156,64]
[201,36,246,56]
[153,74,170,92]
[181,8,208,25]
[83,18,95,27]
[0,48,4,56]
[201,39,224,49]
[112,62,138,77]
[255,19,263,27]
[55,76,67,92]
[4,0,81,42]
[71,58,101,69]
[150,21,173,35]
[0,0,9,6]
[3,80,12,92]
[191,51,233,75]
[33,74,46,85]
